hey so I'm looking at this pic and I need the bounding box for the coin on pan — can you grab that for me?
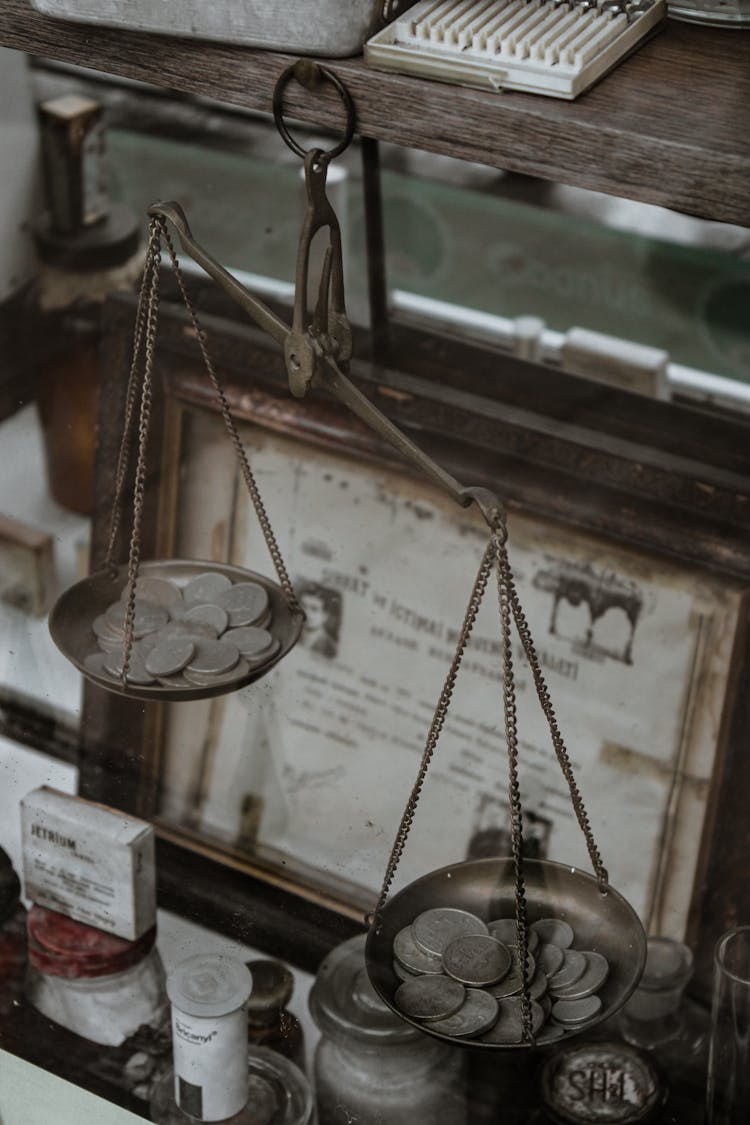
[480,997,545,1043]
[442,934,511,987]
[159,620,218,641]
[536,942,565,979]
[393,959,418,983]
[103,649,156,685]
[429,988,499,1039]
[393,926,444,975]
[183,572,233,605]
[92,614,122,641]
[105,600,169,636]
[217,582,270,627]
[412,908,488,957]
[225,626,276,659]
[119,576,181,607]
[245,636,281,666]
[144,637,195,678]
[551,994,602,1026]
[548,949,588,993]
[548,951,609,1000]
[183,603,229,636]
[530,918,575,950]
[488,919,539,954]
[486,945,536,999]
[182,657,250,687]
[395,975,465,1022]
[529,968,549,1002]
[187,639,240,676]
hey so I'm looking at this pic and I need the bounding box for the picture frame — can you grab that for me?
[83,277,750,991]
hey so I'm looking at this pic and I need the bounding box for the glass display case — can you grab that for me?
[0,9,749,1123]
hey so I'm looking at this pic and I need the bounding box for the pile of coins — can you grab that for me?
[84,571,279,689]
[391,907,610,1045]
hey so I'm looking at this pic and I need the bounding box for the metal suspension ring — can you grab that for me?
[273,60,356,162]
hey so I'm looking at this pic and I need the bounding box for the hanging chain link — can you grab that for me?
[158,221,301,616]
[104,218,163,572]
[120,228,162,685]
[498,541,609,892]
[373,535,497,921]
[494,530,534,1045]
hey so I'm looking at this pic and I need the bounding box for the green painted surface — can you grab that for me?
[0,1049,144,1124]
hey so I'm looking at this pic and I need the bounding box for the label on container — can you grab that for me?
[172,1006,249,1121]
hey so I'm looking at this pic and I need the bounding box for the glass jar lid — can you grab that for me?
[167,953,252,1018]
[309,934,422,1044]
[27,904,156,979]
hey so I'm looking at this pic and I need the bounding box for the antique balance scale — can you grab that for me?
[49,63,645,1049]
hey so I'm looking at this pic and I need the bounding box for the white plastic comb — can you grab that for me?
[365,0,665,98]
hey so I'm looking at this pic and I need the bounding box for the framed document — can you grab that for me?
[85,283,750,986]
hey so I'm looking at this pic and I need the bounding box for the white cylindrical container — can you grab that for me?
[167,954,253,1122]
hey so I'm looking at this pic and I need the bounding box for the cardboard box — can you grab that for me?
[21,787,155,941]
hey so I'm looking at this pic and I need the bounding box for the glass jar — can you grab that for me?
[149,1046,314,1125]
[309,933,467,1125]
[619,935,708,1089]
[245,959,305,1071]
[25,904,167,1046]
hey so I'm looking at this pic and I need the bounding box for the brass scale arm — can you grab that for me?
[148,182,505,537]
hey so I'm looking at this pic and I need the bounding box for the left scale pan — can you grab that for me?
[49,558,304,702]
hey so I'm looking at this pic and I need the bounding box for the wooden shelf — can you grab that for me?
[2,1,749,225]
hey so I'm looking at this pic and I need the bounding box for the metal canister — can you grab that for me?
[540,1041,666,1124]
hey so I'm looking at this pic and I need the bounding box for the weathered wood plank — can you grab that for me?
[1,1,749,223]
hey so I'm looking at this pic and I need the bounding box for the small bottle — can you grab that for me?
[25,904,167,1046]
[619,936,709,1092]
[310,934,467,1125]
[245,959,305,1072]
[149,1044,313,1124]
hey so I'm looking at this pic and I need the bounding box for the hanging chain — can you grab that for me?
[157,221,301,616]
[494,528,534,1045]
[104,219,163,572]
[120,229,162,685]
[496,537,609,893]
[373,535,497,921]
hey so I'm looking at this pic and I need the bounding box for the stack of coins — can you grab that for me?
[85,571,280,690]
[390,907,610,1045]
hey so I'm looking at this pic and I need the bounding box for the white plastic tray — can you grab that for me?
[366,0,665,98]
[30,0,415,57]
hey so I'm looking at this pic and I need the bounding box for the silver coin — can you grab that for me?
[92,614,122,641]
[536,1022,566,1043]
[393,927,444,975]
[394,975,465,1022]
[245,636,281,667]
[105,599,169,637]
[158,619,218,641]
[529,968,549,1002]
[536,942,565,979]
[428,988,499,1039]
[144,637,195,677]
[412,908,488,957]
[487,919,539,954]
[442,934,512,987]
[97,634,129,654]
[216,581,270,627]
[224,626,276,658]
[119,576,181,607]
[548,949,588,993]
[486,945,536,999]
[531,918,575,949]
[480,997,545,1043]
[548,951,609,1000]
[551,994,602,1026]
[187,639,240,675]
[183,603,229,635]
[103,649,156,685]
[181,658,250,687]
[392,959,418,983]
[183,572,233,605]
[539,991,552,1018]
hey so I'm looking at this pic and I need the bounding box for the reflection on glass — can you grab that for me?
[706,926,750,1124]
